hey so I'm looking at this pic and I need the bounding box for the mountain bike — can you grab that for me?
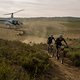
[56,45,68,64]
[48,44,55,57]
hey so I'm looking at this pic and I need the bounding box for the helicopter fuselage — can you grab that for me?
[5,19,20,26]
[0,9,24,28]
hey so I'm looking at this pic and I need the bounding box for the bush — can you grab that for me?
[22,52,50,75]
[68,51,80,67]
[0,60,30,80]
[0,39,50,80]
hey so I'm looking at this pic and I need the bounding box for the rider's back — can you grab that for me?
[47,36,54,44]
[55,37,65,45]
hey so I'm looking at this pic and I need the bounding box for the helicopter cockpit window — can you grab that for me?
[16,21,19,24]
[12,20,15,24]
[12,20,19,25]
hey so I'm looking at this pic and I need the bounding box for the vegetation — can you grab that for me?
[67,39,80,67]
[68,51,80,67]
[0,17,80,40]
[0,39,50,80]
[24,17,80,37]
[62,21,80,28]
[0,17,80,80]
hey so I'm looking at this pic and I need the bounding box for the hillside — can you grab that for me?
[0,39,80,80]
[0,17,80,43]
[0,39,51,80]
[0,17,80,80]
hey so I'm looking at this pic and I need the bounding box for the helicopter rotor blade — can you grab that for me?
[4,9,24,15]
[13,9,24,14]
[4,13,13,15]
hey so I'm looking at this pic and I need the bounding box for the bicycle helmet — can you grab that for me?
[59,34,63,38]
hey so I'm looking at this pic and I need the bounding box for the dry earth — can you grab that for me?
[49,57,80,80]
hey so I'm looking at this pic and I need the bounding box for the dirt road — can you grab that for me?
[50,57,80,80]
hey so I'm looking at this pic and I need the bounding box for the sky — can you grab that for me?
[0,0,80,18]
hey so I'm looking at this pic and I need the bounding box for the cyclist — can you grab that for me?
[55,35,68,60]
[47,34,55,54]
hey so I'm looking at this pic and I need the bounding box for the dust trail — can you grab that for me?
[22,36,47,44]
[22,21,69,44]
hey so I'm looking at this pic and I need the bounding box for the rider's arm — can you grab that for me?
[53,37,56,42]
[53,38,55,43]
[63,38,68,47]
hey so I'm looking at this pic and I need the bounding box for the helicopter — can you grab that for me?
[1,9,24,29]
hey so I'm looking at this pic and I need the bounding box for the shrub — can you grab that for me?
[0,39,50,80]
[68,51,80,67]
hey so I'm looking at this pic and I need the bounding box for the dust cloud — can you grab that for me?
[22,36,47,44]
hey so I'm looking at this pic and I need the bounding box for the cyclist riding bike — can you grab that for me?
[47,35,55,56]
[55,35,68,61]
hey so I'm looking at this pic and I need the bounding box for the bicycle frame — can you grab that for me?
[56,45,65,64]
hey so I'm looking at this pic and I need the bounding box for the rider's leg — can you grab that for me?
[57,48,60,60]
[60,47,64,64]
[48,44,52,57]
[48,44,52,53]
[56,45,59,60]
[48,44,50,53]
[60,51,63,64]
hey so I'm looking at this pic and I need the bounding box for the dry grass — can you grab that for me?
[0,18,80,43]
